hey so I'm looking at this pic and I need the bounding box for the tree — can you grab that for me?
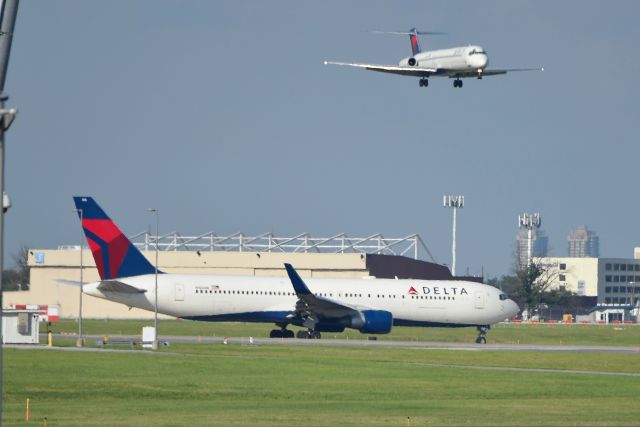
[12,245,29,287]
[2,245,29,291]
[514,260,559,320]
[487,260,562,320]
[486,275,520,300]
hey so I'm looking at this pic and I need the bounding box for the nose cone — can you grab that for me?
[505,299,520,319]
[475,54,488,69]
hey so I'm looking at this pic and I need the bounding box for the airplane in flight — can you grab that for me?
[324,28,543,88]
[72,196,519,343]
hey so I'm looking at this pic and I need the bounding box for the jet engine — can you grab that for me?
[351,310,393,334]
[408,57,417,66]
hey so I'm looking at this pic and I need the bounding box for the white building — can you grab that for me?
[535,256,640,306]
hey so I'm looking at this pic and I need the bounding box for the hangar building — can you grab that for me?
[5,232,468,319]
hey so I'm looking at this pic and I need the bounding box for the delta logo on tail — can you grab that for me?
[73,197,157,280]
[408,286,418,295]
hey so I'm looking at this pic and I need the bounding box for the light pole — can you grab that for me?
[74,208,84,347]
[0,2,20,425]
[518,212,541,267]
[148,208,159,350]
[443,195,464,277]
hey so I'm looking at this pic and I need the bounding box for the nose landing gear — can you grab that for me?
[453,79,463,88]
[475,325,489,344]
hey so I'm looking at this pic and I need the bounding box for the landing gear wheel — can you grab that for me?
[310,331,321,339]
[296,330,310,339]
[270,329,282,338]
[453,79,463,88]
[475,325,489,344]
[419,78,429,88]
[271,328,294,338]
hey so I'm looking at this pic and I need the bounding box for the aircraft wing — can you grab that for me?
[454,67,544,78]
[284,263,367,319]
[324,61,438,78]
[97,280,147,294]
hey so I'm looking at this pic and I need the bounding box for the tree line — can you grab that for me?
[2,245,29,291]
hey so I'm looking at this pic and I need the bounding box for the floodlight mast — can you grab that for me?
[518,212,541,267]
[443,195,464,276]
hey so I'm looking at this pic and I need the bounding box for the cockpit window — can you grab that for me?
[499,293,509,301]
[468,49,487,56]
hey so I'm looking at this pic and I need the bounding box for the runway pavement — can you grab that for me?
[47,333,640,354]
[10,335,640,378]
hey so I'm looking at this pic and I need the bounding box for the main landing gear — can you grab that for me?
[475,325,489,344]
[453,79,463,88]
[296,330,321,339]
[269,328,294,338]
[418,78,429,88]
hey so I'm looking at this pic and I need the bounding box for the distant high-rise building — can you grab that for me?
[516,228,548,269]
[567,225,599,257]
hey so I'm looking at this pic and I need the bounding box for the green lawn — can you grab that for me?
[50,318,640,346]
[4,344,640,426]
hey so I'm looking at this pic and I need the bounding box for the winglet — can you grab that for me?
[284,263,311,295]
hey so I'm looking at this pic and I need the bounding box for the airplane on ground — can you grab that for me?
[72,196,519,343]
[324,28,543,88]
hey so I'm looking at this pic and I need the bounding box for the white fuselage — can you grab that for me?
[399,45,489,73]
[84,273,518,328]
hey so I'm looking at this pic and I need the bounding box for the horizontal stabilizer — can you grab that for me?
[55,279,82,287]
[97,280,146,294]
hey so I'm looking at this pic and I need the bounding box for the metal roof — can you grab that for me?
[129,231,436,262]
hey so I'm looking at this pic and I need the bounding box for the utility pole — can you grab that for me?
[0,1,20,425]
[443,195,464,276]
[148,208,159,350]
[74,209,84,347]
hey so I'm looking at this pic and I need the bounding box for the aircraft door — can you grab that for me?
[474,291,485,309]
[175,284,185,301]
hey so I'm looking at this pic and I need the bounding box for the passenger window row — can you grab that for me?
[193,289,457,301]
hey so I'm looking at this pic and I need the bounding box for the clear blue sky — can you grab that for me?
[5,1,640,277]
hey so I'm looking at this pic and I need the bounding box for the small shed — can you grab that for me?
[590,304,636,324]
[2,309,40,344]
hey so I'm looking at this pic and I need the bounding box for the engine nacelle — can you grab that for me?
[399,57,418,67]
[351,310,393,334]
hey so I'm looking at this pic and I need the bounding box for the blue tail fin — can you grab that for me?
[73,197,159,280]
[409,28,421,56]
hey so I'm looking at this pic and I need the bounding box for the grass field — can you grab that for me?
[4,343,640,426]
[51,318,640,346]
